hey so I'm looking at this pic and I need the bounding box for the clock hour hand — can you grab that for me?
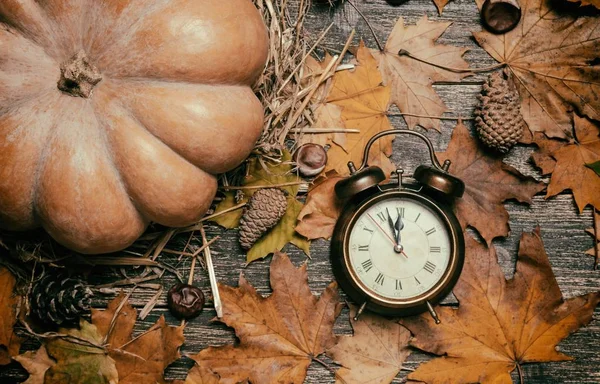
[394,213,408,258]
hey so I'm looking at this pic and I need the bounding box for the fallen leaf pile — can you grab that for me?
[0,267,22,365]
[436,121,544,244]
[473,0,600,139]
[16,293,185,384]
[402,228,600,383]
[373,16,470,131]
[186,251,342,383]
[210,150,309,263]
[327,305,411,384]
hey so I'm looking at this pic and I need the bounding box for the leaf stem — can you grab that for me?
[387,112,475,121]
[516,362,524,384]
[346,0,383,51]
[397,49,505,73]
[593,209,599,270]
[313,356,337,376]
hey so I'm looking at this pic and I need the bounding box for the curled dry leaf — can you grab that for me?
[372,16,469,131]
[473,0,600,139]
[327,304,411,384]
[0,267,22,365]
[210,150,310,263]
[402,228,600,384]
[437,121,544,244]
[296,170,346,240]
[325,42,396,177]
[91,293,185,384]
[14,346,54,384]
[187,251,343,384]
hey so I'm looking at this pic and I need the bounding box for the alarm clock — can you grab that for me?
[331,129,465,323]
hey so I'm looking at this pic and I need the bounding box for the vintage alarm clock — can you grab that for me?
[331,129,465,323]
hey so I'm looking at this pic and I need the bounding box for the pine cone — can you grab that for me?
[475,70,525,153]
[30,274,93,326]
[239,188,288,250]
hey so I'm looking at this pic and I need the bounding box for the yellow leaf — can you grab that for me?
[326,42,395,176]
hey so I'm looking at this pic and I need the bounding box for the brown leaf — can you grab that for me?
[326,42,395,176]
[327,305,411,384]
[567,0,600,10]
[473,0,600,139]
[92,293,185,384]
[296,170,346,240]
[0,267,23,365]
[531,132,566,176]
[373,16,469,131]
[432,0,452,14]
[403,228,600,383]
[188,252,343,383]
[585,209,599,268]
[437,121,544,244]
[14,346,54,384]
[545,115,600,212]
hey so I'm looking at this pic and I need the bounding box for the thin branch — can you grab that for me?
[593,208,599,270]
[346,0,383,51]
[220,181,306,191]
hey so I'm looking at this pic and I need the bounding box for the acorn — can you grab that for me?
[294,143,327,177]
[167,283,205,320]
[480,0,521,34]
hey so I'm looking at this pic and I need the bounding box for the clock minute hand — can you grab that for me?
[385,208,397,244]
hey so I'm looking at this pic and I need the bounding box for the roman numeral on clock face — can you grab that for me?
[414,276,421,285]
[377,212,386,222]
[397,207,405,218]
[423,261,436,274]
[425,227,436,236]
[430,246,441,253]
[361,259,373,272]
[358,245,369,251]
[375,273,385,285]
[396,279,402,290]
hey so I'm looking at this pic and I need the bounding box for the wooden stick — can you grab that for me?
[200,226,222,318]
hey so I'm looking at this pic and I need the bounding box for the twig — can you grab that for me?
[593,209,599,270]
[220,181,306,191]
[139,286,163,321]
[200,226,223,318]
[346,0,383,51]
[289,128,360,133]
[20,318,105,351]
[397,49,505,73]
[201,203,247,222]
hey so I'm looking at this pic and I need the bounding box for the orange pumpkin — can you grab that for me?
[0,0,268,253]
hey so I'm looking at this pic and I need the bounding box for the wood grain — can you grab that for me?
[1,0,598,383]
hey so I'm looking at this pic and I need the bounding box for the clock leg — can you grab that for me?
[426,301,441,324]
[353,301,368,321]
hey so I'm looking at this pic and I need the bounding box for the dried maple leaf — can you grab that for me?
[585,209,599,269]
[300,55,348,151]
[402,228,600,383]
[544,115,600,212]
[296,170,346,240]
[210,151,310,263]
[473,0,600,139]
[326,42,396,176]
[44,320,119,384]
[0,267,22,365]
[437,121,544,244]
[327,304,411,384]
[91,293,185,384]
[187,251,343,383]
[14,346,54,384]
[372,16,469,131]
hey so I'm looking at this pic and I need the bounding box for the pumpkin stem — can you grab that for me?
[57,50,102,98]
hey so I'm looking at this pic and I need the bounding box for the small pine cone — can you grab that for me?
[239,188,288,250]
[30,274,93,326]
[475,70,526,154]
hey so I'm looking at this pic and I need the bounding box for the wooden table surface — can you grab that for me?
[2,0,599,383]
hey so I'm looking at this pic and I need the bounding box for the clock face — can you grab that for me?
[347,196,452,301]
